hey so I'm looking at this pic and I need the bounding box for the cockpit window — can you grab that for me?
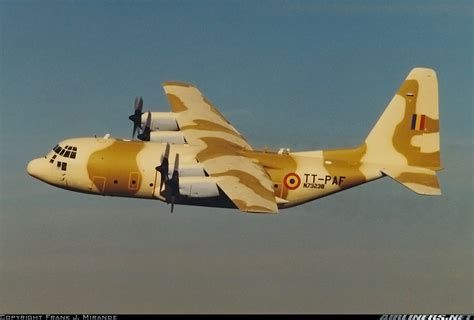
[52,144,78,159]
[49,154,57,164]
[57,161,68,171]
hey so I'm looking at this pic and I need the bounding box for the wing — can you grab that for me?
[163,81,251,149]
[163,82,278,213]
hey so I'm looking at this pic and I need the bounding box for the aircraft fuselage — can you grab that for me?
[27,136,383,211]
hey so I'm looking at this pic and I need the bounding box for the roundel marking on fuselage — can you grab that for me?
[284,172,301,190]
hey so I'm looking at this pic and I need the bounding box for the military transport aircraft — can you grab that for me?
[27,68,442,213]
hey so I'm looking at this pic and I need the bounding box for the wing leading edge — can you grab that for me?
[162,82,278,213]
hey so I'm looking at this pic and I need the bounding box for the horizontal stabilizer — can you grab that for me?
[382,167,441,195]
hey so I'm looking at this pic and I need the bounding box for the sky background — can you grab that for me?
[0,0,472,314]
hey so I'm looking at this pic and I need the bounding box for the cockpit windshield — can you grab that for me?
[52,144,77,159]
[47,144,78,171]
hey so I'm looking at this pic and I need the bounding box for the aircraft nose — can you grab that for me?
[27,158,47,180]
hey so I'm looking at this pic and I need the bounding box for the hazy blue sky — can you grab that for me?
[1,0,472,313]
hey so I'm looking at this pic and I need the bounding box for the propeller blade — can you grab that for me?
[170,196,175,213]
[132,123,138,139]
[155,148,179,211]
[162,142,170,162]
[168,153,179,213]
[134,96,143,111]
[166,153,180,212]
[155,143,170,192]
[137,112,151,141]
[172,153,179,181]
[129,96,144,139]
[146,110,151,126]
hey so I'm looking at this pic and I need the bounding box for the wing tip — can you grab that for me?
[241,209,279,214]
[239,203,279,214]
[162,81,194,88]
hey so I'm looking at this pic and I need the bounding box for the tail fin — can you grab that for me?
[363,68,442,195]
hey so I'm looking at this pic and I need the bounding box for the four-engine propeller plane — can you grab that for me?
[27,68,442,213]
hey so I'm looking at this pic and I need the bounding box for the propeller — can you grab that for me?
[167,153,180,213]
[137,112,151,141]
[155,143,170,192]
[154,144,179,213]
[128,96,143,139]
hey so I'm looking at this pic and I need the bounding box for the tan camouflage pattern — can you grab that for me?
[87,139,145,195]
[26,68,442,213]
[163,82,277,213]
[362,68,442,195]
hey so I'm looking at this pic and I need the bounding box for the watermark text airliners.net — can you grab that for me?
[380,316,471,320]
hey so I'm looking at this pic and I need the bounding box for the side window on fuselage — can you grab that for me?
[57,161,68,171]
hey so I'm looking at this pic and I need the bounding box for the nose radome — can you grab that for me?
[27,158,46,179]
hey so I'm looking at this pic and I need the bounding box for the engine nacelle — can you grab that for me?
[179,164,206,177]
[141,112,179,131]
[149,131,186,144]
[179,176,220,198]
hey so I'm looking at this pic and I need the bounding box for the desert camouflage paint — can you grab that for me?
[27,68,442,213]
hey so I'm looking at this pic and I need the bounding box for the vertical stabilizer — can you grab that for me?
[363,68,442,195]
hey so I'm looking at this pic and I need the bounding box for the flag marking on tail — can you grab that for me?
[411,114,426,131]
